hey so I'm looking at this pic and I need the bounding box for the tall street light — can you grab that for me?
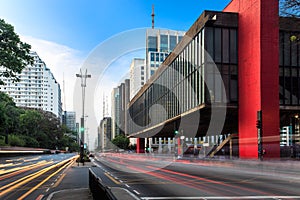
[76,69,91,159]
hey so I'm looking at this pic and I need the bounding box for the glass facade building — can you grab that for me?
[128,11,238,136]
[279,19,300,106]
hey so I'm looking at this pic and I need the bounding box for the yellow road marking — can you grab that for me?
[105,172,120,185]
[53,173,66,188]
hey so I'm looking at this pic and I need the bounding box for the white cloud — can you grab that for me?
[20,35,85,111]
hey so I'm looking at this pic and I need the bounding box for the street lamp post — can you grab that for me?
[76,69,91,162]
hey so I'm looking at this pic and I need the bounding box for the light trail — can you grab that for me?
[17,157,76,200]
[0,155,78,199]
[0,160,52,181]
[0,160,52,176]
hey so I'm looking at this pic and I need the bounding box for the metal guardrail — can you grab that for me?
[89,168,117,200]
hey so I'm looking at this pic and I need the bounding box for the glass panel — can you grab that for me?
[155,53,159,62]
[222,65,230,102]
[284,68,291,105]
[160,35,168,52]
[230,65,238,102]
[170,35,177,51]
[205,27,214,61]
[230,29,237,64]
[284,33,291,66]
[279,32,284,66]
[215,28,222,63]
[222,29,229,63]
[280,67,284,104]
[291,36,297,66]
[148,36,157,52]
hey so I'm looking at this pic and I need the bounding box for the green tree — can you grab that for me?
[0,18,33,84]
[111,134,130,150]
[9,134,25,146]
[0,92,21,143]
[19,109,43,137]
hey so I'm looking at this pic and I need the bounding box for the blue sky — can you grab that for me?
[0,0,231,149]
[0,0,230,53]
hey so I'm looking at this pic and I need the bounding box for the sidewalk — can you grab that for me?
[46,160,139,200]
[46,161,93,200]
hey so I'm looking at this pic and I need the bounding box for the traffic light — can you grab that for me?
[80,127,84,132]
[174,130,179,135]
[256,120,262,129]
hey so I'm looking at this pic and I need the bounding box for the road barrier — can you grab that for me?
[89,168,117,200]
[89,167,140,200]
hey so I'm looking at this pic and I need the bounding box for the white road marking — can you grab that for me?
[125,184,130,188]
[140,196,300,200]
[133,190,140,195]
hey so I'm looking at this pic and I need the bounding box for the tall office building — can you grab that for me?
[62,111,76,132]
[111,79,130,138]
[97,117,112,151]
[0,51,62,119]
[111,87,120,138]
[145,29,185,80]
[130,58,145,100]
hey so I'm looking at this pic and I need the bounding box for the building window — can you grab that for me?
[148,36,157,52]
[170,35,177,51]
[160,35,168,52]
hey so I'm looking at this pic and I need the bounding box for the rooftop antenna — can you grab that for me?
[151,4,155,29]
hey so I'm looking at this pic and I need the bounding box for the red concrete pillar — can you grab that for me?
[177,138,181,156]
[224,0,280,159]
[136,138,145,153]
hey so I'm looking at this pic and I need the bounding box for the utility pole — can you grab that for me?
[76,69,91,162]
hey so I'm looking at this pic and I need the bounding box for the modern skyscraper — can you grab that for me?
[62,111,76,132]
[145,29,185,80]
[0,51,62,119]
[111,79,130,138]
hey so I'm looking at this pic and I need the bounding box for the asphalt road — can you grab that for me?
[0,153,78,200]
[92,153,300,200]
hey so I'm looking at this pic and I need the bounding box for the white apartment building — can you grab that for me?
[0,51,62,119]
[129,58,145,100]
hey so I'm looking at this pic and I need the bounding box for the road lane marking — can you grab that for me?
[53,173,66,188]
[104,172,120,184]
[133,190,140,195]
[125,184,130,188]
[35,194,44,200]
[140,196,300,200]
